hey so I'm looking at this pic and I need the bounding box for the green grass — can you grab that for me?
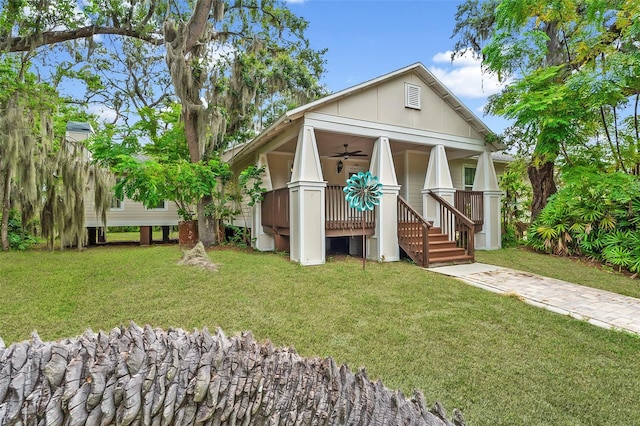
[2,246,640,425]
[476,247,640,299]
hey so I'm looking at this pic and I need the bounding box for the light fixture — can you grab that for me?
[337,160,343,174]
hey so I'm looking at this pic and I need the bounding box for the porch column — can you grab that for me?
[252,153,275,251]
[473,151,502,250]
[288,125,326,265]
[368,136,401,262]
[422,145,455,226]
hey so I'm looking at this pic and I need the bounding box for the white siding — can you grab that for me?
[85,187,180,227]
[314,72,485,141]
[406,151,428,213]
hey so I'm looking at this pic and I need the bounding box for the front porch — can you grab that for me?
[260,185,484,267]
[243,124,502,266]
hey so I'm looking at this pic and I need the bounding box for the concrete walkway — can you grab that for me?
[428,263,640,335]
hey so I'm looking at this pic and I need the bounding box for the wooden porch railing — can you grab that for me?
[325,185,375,235]
[454,190,484,231]
[397,196,431,267]
[261,186,374,236]
[261,187,290,235]
[429,191,475,259]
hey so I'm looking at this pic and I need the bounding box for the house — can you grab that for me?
[67,122,181,246]
[229,63,505,266]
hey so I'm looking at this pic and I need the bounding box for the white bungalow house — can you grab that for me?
[228,63,505,266]
[67,122,181,245]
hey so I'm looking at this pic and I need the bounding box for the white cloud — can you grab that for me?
[432,50,479,67]
[429,49,510,99]
[88,103,118,123]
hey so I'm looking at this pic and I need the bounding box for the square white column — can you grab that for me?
[473,151,502,250]
[368,136,401,261]
[252,153,275,251]
[288,125,326,265]
[422,145,455,226]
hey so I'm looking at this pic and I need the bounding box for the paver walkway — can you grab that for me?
[428,263,640,335]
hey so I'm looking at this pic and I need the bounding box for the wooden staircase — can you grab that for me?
[425,226,473,264]
[397,195,475,268]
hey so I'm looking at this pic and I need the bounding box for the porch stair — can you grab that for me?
[397,195,475,268]
[398,225,473,266]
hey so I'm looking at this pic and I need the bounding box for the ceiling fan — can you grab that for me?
[331,144,367,159]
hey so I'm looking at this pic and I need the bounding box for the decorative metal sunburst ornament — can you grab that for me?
[343,171,383,212]
[343,171,383,270]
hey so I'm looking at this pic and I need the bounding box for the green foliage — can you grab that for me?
[90,104,266,225]
[528,166,640,272]
[499,159,531,247]
[453,0,640,218]
[3,211,37,251]
[114,158,230,221]
[203,164,266,234]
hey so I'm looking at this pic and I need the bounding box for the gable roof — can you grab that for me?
[231,63,497,163]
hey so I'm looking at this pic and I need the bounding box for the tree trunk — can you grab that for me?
[164,0,217,248]
[1,166,12,251]
[0,324,464,426]
[184,106,203,165]
[198,194,218,247]
[528,161,557,220]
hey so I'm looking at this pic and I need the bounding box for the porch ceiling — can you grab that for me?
[271,130,481,161]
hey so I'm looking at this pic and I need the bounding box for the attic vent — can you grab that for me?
[405,83,421,110]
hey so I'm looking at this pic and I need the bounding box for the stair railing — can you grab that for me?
[454,190,484,232]
[397,196,431,267]
[428,191,475,260]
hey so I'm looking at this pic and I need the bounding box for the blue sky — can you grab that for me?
[286,0,512,133]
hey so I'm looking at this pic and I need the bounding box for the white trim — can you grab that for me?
[303,113,490,152]
[463,164,477,191]
[256,124,301,156]
[287,180,327,189]
[268,151,294,157]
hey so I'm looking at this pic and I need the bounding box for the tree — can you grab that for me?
[452,0,640,219]
[1,0,326,246]
[0,55,112,251]
[91,103,266,244]
[162,0,324,245]
[0,324,465,425]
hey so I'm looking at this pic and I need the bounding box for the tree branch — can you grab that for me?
[185,0,214,53]
[0,25,163,53]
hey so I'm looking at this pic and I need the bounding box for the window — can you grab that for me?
[110,197,123,211]
[463,166,476,190]
[405,83,421,110]
[146,200,168,211]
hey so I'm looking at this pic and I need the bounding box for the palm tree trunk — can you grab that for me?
[0,324,464,426]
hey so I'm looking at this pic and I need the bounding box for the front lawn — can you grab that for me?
[2,246,639,425]
[476,247,640,299]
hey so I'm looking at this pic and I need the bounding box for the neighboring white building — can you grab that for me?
[228,63,507,266]
[67,122,181,245]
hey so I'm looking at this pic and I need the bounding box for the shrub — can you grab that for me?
[4,211,37,251]
[527,166,640,272]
